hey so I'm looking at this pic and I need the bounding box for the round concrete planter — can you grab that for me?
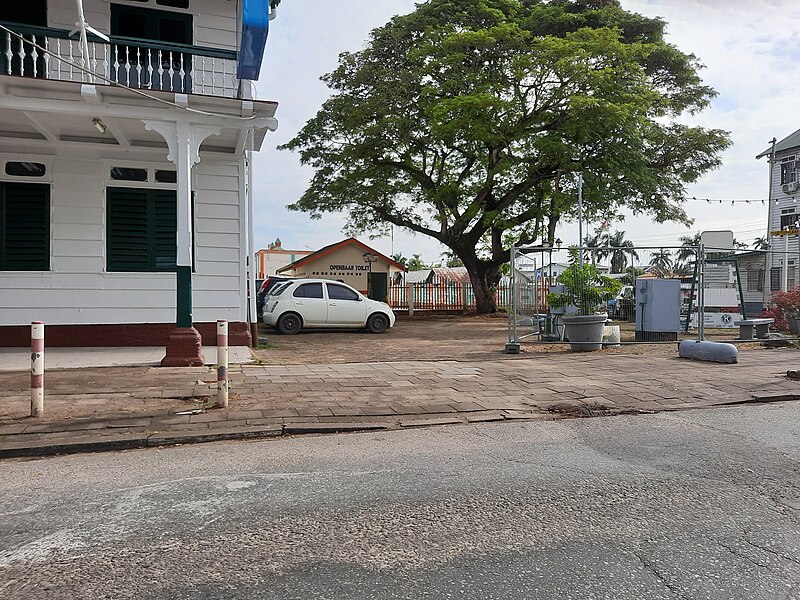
[562,314,608,352]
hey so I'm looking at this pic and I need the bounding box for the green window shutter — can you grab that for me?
[1,182,50,271]
[107,187,178,272]
[107,187,151,272]
[153,189,177,271]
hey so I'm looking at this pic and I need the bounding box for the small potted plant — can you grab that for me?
[547,262,622,351]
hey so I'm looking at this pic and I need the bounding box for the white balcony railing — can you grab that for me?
[2,24,240,99]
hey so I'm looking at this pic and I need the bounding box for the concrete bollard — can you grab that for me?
[678,340,738,364]
[31,321,44,417]
[217,320,229,408]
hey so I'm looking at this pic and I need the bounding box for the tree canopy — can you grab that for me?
[281,0,731,312]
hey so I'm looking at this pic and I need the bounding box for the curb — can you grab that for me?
[0,411,554,458]
[0,422,389,459]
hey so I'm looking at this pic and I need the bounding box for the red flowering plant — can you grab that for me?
[764,287,800,331]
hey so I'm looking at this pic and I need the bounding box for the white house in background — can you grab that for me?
[519,261,611,283]
[758,128,800,303]
[0,0,283,365]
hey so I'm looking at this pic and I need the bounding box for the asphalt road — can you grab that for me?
[1,404,799,599]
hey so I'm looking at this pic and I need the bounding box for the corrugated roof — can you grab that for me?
[404,267,470,283]
[429,267,470,282]
[406,270,432,284]
[756,127,800,159]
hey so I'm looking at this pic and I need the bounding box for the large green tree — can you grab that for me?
[281,0,731,313]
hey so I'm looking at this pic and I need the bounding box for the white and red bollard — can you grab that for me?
[31,321,44,417]
[217,320,229,408]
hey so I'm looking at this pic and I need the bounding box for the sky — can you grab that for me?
[252,0,800,263]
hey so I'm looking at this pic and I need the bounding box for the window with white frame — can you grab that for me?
[780,208,797,229]
[747,269,764,292]
[781,155,797,185]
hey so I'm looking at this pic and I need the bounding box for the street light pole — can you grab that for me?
[363,252,378,299]
[578,172,584,268]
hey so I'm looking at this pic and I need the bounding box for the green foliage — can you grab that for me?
[752,237,770,251]
[407,254,426,271]
[281,0,731,313]
[648,248,673,270]
[391,253,409,266]
[620,265,644,285]
[547,263,622,315]
[441,250,464,268]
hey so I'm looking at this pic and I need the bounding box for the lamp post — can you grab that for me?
[577,172,584,268]
[363,252,378,298]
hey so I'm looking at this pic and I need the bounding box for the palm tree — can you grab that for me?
[676,232,700,264]
[440,250,463,268]
[649,248,673,271]
[407,254,426,271]
[390,253,408,266]
[583,231,607,265]
[752,237,770,251]
[605,230,639,273]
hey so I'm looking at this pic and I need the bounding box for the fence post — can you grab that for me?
[217,320,229,408]
[461,282,469,313]
[407,283,415,317]
[31,321,44,418]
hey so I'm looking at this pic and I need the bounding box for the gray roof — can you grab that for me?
[756,127,800,159]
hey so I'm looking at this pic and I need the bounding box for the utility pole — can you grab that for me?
[765,137,777,308]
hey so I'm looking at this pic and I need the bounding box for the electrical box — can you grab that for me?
[635,279,681,341]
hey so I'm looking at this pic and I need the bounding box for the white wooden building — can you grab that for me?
[0,0,282,362]
[758,129,800,303]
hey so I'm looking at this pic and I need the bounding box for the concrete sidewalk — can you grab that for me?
[1,349,798,458]
[0,346,253,370]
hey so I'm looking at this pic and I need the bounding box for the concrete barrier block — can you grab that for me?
[678,340,738,364]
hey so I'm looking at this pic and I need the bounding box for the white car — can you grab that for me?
[262,278,396,334]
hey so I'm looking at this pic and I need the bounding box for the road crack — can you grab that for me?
[630,550,692,600]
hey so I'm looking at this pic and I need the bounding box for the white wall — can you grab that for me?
[0,151,247,326]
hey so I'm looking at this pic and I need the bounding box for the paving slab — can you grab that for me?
[1,347,799,458]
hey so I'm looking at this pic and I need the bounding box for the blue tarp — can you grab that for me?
[238,0,269,81]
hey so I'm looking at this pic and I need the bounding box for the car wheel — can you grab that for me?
[277,312,302,335]
[367,313,389,334]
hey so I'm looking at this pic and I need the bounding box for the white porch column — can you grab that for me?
[144,119,221,269]
[143,118,221,366]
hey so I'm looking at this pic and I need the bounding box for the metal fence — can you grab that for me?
[385,243,800,347]
[389,281,538,313]
[505,243,795,348]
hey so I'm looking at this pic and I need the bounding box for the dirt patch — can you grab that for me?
[252,314,776,365]
[254,314,514,365]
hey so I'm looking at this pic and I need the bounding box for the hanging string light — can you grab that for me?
[678,195,774,204]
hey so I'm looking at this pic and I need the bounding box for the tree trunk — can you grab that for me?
[463,259,500,314]
[547,212,559,246]
[447,239,504,314]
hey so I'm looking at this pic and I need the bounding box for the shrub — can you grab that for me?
[765,287,800,331]
[547,263,622,316]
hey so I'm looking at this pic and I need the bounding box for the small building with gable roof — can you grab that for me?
[277,238,407,302]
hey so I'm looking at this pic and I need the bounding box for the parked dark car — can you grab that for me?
[257,275,294,318]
